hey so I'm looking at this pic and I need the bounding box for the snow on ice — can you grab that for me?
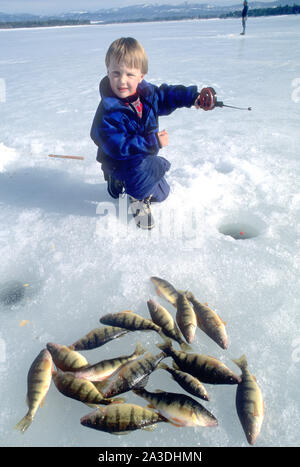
[0,15,300,447]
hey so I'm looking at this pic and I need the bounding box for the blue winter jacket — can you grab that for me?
[90,76,198,199]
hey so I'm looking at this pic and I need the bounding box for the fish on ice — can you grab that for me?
[71,342,145,382]
[158,362,210,401]
[80,403,167,434]
[103,350,167,398]
[175,291,197,344]
[233,355,264,445]
[147,298,192,351]
[52,370,124,406]
[186,291,228,350]
[150,276,179,307]
[15,349,53,433]
[46,342,89,371]
[157,339,241,385]
[69,325,129,351]
[133,386,218,428]
[99,310,164,336]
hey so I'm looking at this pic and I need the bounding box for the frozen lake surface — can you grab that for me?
[0,15,300,447]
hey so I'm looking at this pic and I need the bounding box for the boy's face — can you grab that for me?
[107,58,144,99]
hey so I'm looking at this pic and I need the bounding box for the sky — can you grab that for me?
[0,0,277,16]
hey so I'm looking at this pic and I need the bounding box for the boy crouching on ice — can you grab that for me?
[91,37,215,230]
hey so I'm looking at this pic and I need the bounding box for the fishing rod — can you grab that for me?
[215,101,252,111]
[199,87,252,111]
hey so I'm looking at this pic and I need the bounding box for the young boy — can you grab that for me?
[90,37,215,230]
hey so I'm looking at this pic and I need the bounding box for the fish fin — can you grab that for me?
[141,423,158,432]
[40,396,46,408]
[232,354,247,370]
[172,361,180,370]
[157,362,169,371]
[133,375,149,390]
[122,310,133,313]
[108,397,126,404]
[185,291,194,301]
[111,431,131,435]
[14,414,33,433]
[216,313,226,326]
[154,389,165,394]
[134,341,146,356]
[92,381,108,392]
[252,374,257,382]
[169,418,185,427]
[156,338,173,353]
[180,342,193,352]
[176,289,185,295]
[146,403,155,409]
[85,403,102,408]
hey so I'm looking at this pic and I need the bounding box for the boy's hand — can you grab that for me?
[157,129,169,147]
[195,87,216,111]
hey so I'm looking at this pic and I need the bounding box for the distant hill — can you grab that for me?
[1,2,300,28]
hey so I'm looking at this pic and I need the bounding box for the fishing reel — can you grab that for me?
[198,87,251,111]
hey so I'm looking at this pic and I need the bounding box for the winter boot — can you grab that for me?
[129,195,155,230]
[107,175,125,199]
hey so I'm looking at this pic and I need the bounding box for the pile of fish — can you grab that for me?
[14,276,264,445]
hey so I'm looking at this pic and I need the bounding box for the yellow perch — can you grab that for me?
[158,362,210,401]
[52,371,124,406]
[99,310,163,335]
[46,342,89,371]
[15,349,53,433]
[104,351,166,398]
[158,339,241,385]
[80,403,167,434]
[72,342,145,382]
[69,326,129,351]
[176,292,197,344]
[147,299,191,351]
[233,355,264,445]
[133,386,218,428]
[150,276,179,307]
[186,292,228,350]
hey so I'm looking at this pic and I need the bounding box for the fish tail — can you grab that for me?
[232,354,247,370]
[158,329,169,341]
[180,342,193,352]
[134,342,146,357]
[157,362,169,371]
[184,290,194,301]
[14,414,33,433]
[101,396,126,405]
[156,338,173,355]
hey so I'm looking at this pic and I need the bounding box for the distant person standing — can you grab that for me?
[241,0,248,35]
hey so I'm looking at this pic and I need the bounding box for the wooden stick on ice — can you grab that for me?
[48,154,85,160]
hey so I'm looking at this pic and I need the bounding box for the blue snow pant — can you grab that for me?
[150,177,170,202]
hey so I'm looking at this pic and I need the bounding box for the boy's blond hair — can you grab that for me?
[105,37,148,75]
